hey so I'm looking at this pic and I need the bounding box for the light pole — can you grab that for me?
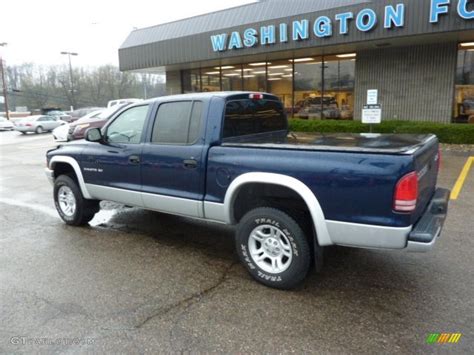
[60,51,78,110]
[0,42,10,120]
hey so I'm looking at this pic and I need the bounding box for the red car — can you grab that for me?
[67,103,130,141]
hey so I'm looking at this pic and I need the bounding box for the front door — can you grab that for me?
[81,104,150,206]
[141,100,206,217]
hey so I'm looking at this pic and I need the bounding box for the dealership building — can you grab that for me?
[119,0,474,123]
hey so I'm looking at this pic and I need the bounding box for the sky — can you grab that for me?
[0,0,256,67]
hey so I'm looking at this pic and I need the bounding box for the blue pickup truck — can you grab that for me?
[45,92,449,289]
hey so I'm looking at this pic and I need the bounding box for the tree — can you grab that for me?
[5,63,166,112]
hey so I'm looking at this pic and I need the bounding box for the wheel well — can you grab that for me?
[233,183,311,225]
[53,162,77,182]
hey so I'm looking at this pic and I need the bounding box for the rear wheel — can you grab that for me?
[35,126,44,134]
[235,207,312,289]
[54,175,99,226]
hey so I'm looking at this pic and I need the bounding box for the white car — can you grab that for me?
[0,117,14,130]
[52,123,70,142]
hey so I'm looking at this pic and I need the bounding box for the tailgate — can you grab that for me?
[412,137,439,223]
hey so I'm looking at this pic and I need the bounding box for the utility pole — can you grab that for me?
[60,51,78,110]
[0,42,10,120]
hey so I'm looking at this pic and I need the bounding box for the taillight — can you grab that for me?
[394,172,418,213]
[25,123,32,127]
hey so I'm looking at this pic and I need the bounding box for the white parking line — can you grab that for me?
[0,197,59,219]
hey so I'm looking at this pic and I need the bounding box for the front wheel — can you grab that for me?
[54,175,100,226]
[235,207,312,289]
[35,126,44,134]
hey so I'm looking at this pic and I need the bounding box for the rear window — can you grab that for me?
[223,99,287,139]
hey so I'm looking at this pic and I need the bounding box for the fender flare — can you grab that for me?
[223,172,332,246]
[49,156,92,199]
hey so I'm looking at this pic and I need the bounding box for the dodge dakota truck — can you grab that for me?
[45,92,450,289]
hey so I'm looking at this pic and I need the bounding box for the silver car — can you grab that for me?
[13,115,65,134]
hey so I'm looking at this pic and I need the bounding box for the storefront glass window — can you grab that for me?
[454,45,474,123]
[181,54,356,120]
[324,55,356,120]
[294,57,323,119]
[222,65,243,91]
[243,62,266,92]
[267,60,293,114]
[201,67,221,92]
[182,69,201,93]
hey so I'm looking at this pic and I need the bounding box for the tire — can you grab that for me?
[235,207,312,290]
[35,126,44,134]
[54,175,100,226]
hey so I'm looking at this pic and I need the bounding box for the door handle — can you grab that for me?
[129,155,141,165]
[183,159,198,169]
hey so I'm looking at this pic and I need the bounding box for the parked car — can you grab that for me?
[107,98,142,108]
[69,107,105,122]
[0,117,14,131]
[53,109,105,142]
[67,104,129,141]
[45,92,449,290]
[297,96,340,120]
[47,110,73,123]
[14,115,65,134]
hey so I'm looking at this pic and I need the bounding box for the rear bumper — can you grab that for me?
[406,188,450,252]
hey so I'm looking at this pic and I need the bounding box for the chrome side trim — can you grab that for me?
[85,184,143,207]
[203,201,227,222]
[85,184,202,218]
[223,173,332,246]
[326,220,412,249]
[142,191,202,218]
[49,156,92,199]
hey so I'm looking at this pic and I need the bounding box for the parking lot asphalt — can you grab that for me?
[0,130,473,353]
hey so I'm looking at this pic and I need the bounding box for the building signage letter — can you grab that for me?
[260,25,276,45]
[430,0,450,23]
[335,12,354,34]
[457,0,474,19]
[314,16,332,37]
[211,34,227,52]
[356,9,378,32]
[279,23,289,43]
[384,4,405,28]
[292,20,310,41]
[244,28,258,47]
[228,31,243,50]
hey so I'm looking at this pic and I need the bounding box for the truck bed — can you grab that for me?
[222,132,436,155]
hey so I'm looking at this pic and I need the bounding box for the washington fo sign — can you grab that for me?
[210,0,474,52]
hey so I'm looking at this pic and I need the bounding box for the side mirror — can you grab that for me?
[85,128,103,143]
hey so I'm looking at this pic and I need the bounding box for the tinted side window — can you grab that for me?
[106,105,149,144]
[152,101,202,144]
[223,99,287,139]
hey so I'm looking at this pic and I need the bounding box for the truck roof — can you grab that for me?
[142,91,279,104]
